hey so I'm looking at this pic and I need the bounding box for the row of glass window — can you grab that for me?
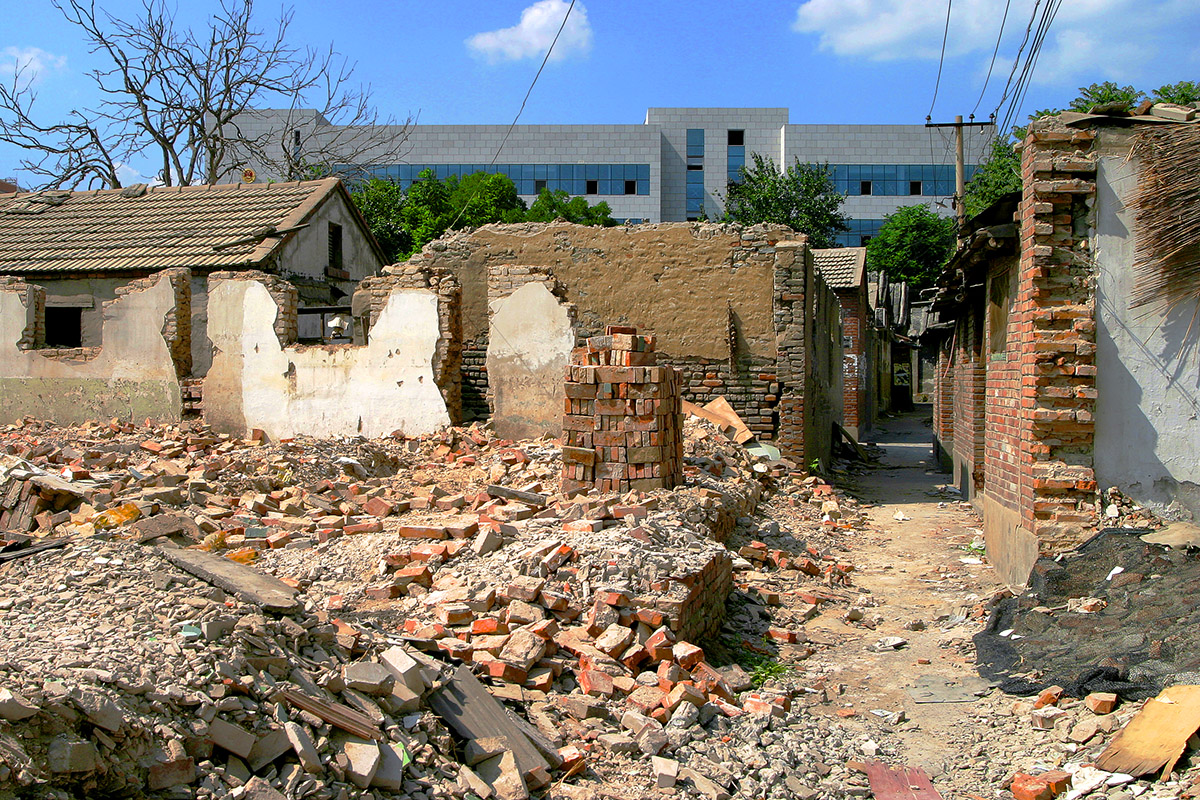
[833,218,887,248]
[728,144,746,183]
[829,164,978,196]
[344,163,652,196]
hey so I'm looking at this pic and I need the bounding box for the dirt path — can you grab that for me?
[807,408,1006,778]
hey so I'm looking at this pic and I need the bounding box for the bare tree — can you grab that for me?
[0,0,411,189]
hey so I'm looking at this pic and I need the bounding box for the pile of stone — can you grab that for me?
[561,327,683,494]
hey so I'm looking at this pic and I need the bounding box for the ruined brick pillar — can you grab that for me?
[1016,124,1100,551]
[561,326,683,493]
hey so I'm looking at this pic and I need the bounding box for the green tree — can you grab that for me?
[447,172,527,228]
[526,188,616,226]
[1152,80,1200,106]
[721,154,849,249]
[350,178,411,263]
[1068,81,1146,112]
[963,138,1021,218]
[866,205,956,290]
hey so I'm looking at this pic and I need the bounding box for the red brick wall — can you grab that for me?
[952,299,986,498]
[932,335,954,470]
[836,287,867,430]
[985,263,1023,516]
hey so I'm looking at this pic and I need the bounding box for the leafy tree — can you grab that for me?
[448,172,528,228]
[866,205,956,290]
[1068,82,1146,112]
[0,0,408,189]
[1152,81,1200,106]
[350,178,410,263]
[721,154,848,248]
[963,138,1021,218]
[526,188,615,226]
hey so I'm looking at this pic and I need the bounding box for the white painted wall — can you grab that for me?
[1094,155,1200,520]
[0,274,182,423]
[206,280,449,439]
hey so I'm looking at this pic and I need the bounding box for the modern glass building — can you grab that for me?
[229,107,990,247]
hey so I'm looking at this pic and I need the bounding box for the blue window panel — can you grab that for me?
[582,164,597,180]
[686,198,704,215]
[573,179,585,194]
[534,164,547,180]
[638,164,650,180]
[598,164,610,179]
[686,129,705,158]
[686,184,705,200]
[623,164,636,180]
[637,179,649,195]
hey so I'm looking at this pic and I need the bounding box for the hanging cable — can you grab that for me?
[927,0,955,118]
[971,0,1013,118]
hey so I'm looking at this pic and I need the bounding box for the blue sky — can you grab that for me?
[3,0,1198,186]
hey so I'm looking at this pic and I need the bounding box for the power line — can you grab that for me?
[990,0,1042,132]
[448,0,576,229]
[998,0,1062,137]
[927,0,955,118]
[971,0,1013,118]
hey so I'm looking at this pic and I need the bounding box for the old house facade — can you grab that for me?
[926,114,1200,586]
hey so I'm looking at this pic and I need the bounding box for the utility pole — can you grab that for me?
[925,115,993,228]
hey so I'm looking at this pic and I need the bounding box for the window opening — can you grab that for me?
[45,307,83,348]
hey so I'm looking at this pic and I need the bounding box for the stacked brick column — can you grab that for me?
[772,241,808,460]
[933,336,955,470]
[561,326,683,493]
[1014,125,1100,552]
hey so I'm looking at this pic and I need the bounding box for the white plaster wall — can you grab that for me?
[1094,156,1200,520]
[206,280,449,440]
[278,193,382,282]
[0,275,182,423]
[486,282,575,440]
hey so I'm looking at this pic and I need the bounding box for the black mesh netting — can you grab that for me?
[974,528,1200,701]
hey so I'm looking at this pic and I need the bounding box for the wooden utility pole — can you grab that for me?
[925,115,993,228]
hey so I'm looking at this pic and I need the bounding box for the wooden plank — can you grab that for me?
[0,538,66,563]
[1097,685,1200,779]
[485,485,548,507]
[278,690,381,741]
[862,761,944,800]
[683,397,754,444]
[157,545,299,613]
[426,664,551,777]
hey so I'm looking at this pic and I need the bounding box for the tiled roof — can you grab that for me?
[0,178,342,274]
[812,247,867,289]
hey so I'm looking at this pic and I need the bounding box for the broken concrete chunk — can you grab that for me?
[243,776,288,800]
[499,629,547,671]
[476,750,529,800]
[653,755,680,788]
[72,688,124,732]
[247,727,292,772]
[371,741,409,791]
[207,717,256,759]
[465,736,510,766]
[284,721,322,773]
[0,688,39,721]
[380,645,427,694]
[147,756,196,790]
[459,764,495,799]
[342,661,395,696]
[47,736,98,773]
[343,740,381,789]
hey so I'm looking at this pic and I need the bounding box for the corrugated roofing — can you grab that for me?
[812,247,867,289]
[0,179,340,274]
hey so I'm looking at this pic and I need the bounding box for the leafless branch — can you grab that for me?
[0,0,411,190]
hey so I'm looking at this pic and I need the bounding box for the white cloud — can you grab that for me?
[466,0,593,64]
[0,46,67,84]
[791,0,1195,84]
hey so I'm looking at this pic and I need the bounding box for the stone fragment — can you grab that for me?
[459,765,495,799]
[499,629,547,671]
[680,767,731,800]
[47,736,98,773]
[380,645,427,694]
[343,661,395,696]
[465,737,510,766]
[653,756,679,788]
[147,757,196,790]
[476,750,529,800]
[208,717,256,759]
[284,721,322,773]
[473,527,504,555]
[371,742,409,791]
[1085,692,1118,715]
[343,740,381,789]
[248,727,292,771]
[243,776,287,800]
[598,732,639,754]
[73,688,124,732]
[595,623,635,658]
[0,688,39,721]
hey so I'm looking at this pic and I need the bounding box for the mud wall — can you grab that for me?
[205,272,452,440]
[0,270,190,425]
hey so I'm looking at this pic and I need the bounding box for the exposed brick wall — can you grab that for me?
[951,296,986,498]
[836,287,867,430]
[932,336,954,470]
[408,223,838,463]
[1013,126,1100,552]
[114,268,192,378]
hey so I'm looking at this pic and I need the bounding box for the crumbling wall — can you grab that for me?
[951,292,987,502]
[356,266,462,424]
[804,263,844,469]
[0,269,188,424]
[205,272,451,440]
[1093,130,1200,521]
[406,222,793,441]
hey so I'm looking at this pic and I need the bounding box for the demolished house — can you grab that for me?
[812,247,878,439]
[0,178,386,406]
[924,111,1200,586]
